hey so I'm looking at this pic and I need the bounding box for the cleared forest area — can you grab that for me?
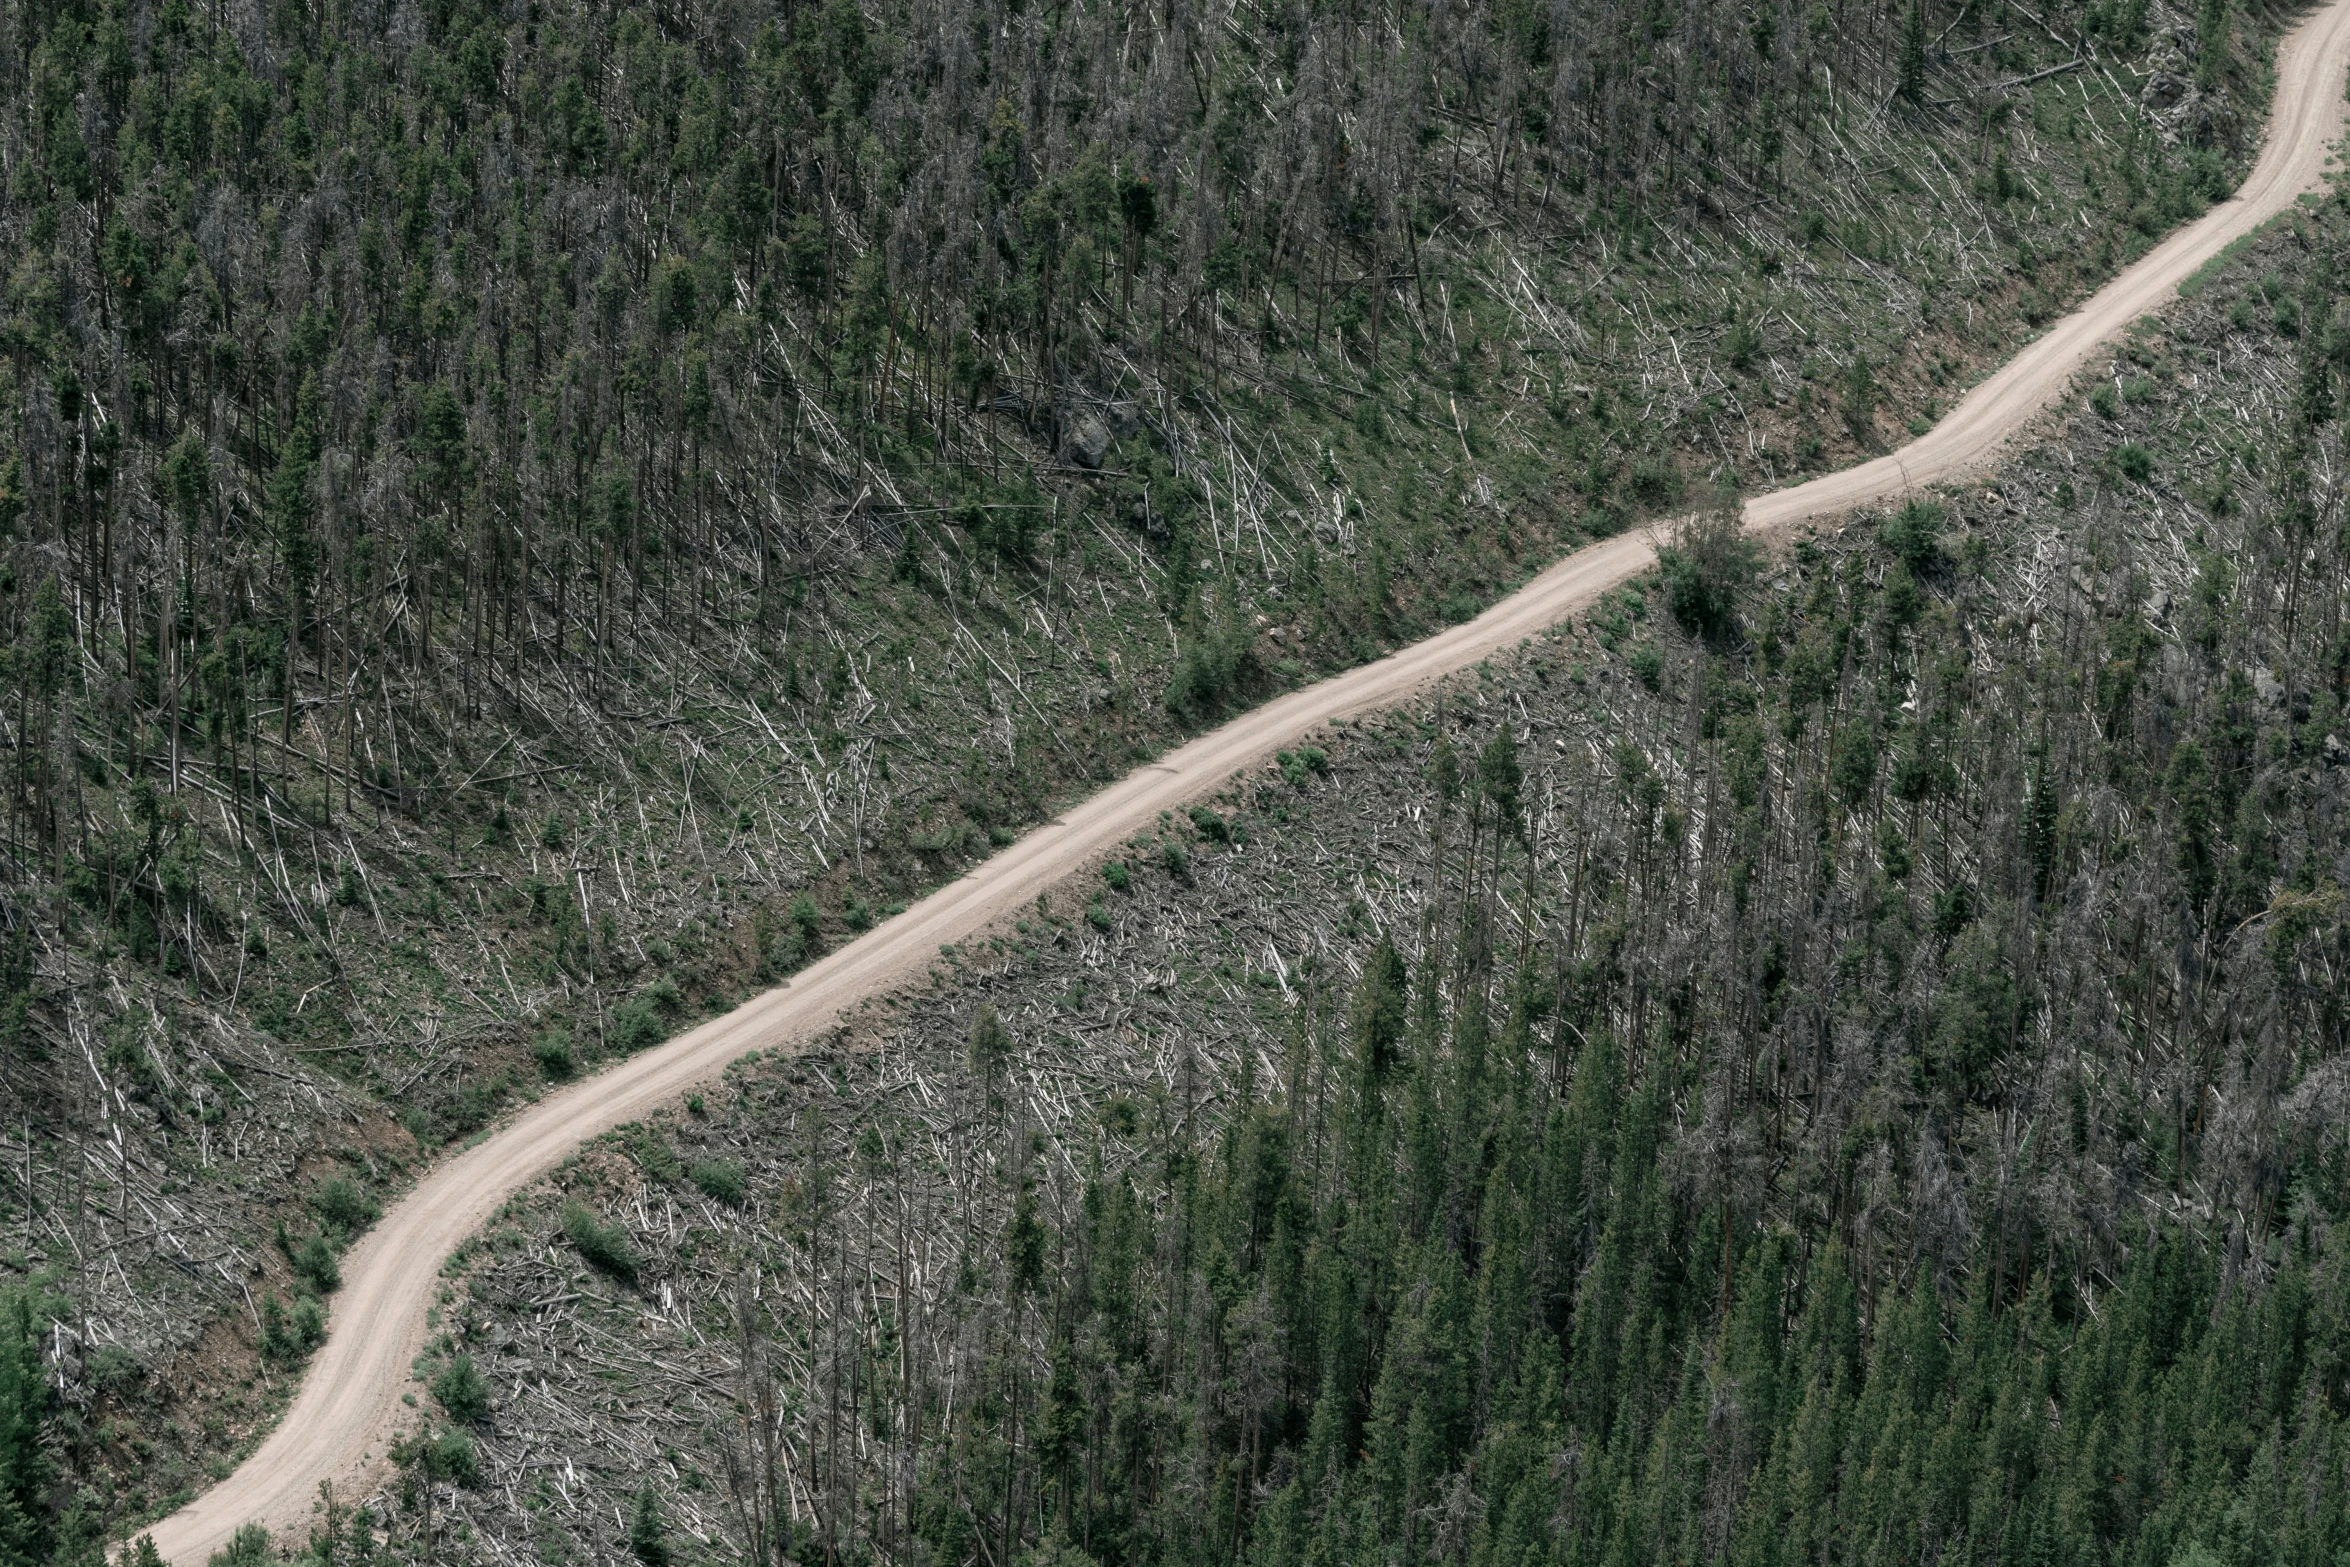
[0,0,2310,1539]
[364,205,2350,1566]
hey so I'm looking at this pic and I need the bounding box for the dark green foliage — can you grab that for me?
[2301,328,2335,426]
[312,1174,376,1240]
[395,1426,480,1488]
[691,1159,748,1205]
[1830,720,1879,805]
[533,1028,577,1081]
[1165,590,1262,721]
[1627,455,1685,507]
[743,261,2350,1557]
[259,1293,327,1366]
[1277,747,1330,788]
[431,1355,491,1425]
[290,1230,340,1294]
[562,1201,639,1282]
[0,1293,51,1567]
[1005,1184,1047,1296]
[1656,508,1761,640]
[1899,0,1929,102]
[1845,353,1880,438]
[206,1525,274,1567]
[1627,642,1664,690]
[613,978,686,1053]
[630,1483,672,1567]
[0,0,2295,1523]
[2168,739,2217,909]
[853,916,2350,1567]
[1879,499,1946,571]
[2197,0,2231,85]
[789,892,824,955]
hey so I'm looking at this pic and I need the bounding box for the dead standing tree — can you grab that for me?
[724,1274,798,1567]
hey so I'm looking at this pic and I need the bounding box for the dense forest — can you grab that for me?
[364,198,2350,1567]
[0,0,2322,1550]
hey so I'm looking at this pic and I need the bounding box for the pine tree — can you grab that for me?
[1899,0,1930,103]
[630,1483,672,1567]
[0,1291,50,1567]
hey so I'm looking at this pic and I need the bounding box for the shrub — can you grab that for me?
[532,1027,576,1080]
[631,1128,682,1183]
[952,491,1039,561]
[1843,354,1878,438]
[1726,316,1761,371]
[292,1229,340,1293]
[312,1174,378,1237]
[612,976,684,1053]
[562,1201,638,1281]
[754,905,805,978]
[1101,860,1131,892]
[691,1159,747,1206]
[85,1343,144,1395]
[1187,806,1231,843]
[1160,839,1190,877]
[1627,455,1684,508]
[789,891,823,953]
[260,1292,327,1365]
[208,1525,275,1567]
[1085,900,1112,932]
[431,1353,491,1425]
[1879,499,1945,572]
[611,996,664,1053]
[1164,623,1254,720]
[1656,508,1760,639]
[2114,442,2154,483]
[1628,644,1664,691]
[401,1426,480,1487]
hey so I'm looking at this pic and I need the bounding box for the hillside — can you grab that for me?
[253,193,2350,1565]
[0,0,2318,1547]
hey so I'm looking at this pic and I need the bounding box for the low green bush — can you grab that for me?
[563,1201,638,1281]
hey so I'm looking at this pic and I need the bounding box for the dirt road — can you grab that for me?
[141,5,2350,1555]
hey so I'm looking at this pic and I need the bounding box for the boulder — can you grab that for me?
[1068,415,1112,469]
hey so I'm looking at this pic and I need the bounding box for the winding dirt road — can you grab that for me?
[142,6,2350,1557]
